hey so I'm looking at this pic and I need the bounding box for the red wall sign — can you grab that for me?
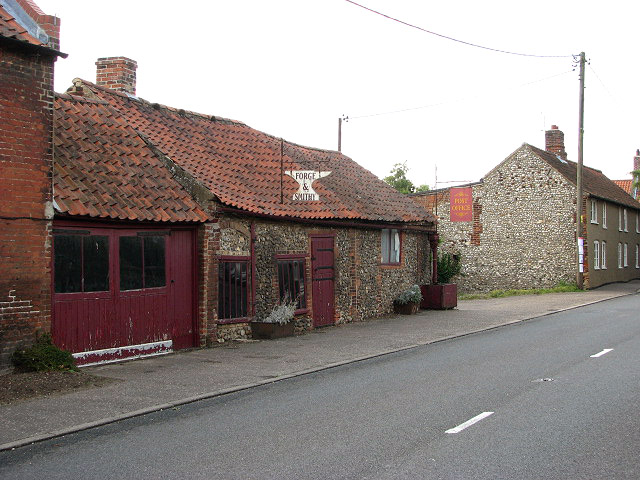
[450,187,472,222]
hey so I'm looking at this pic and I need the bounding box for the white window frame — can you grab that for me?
[624,243,628,267]
[602,203,607,229]
[636,212,639,233]
[624,209,628,232]
[593,241,600,270]
[381,228,400,265]
[619,208,623,232]
[590,199,598,224]
[618,242,623,269]
[636,244,639,269]
[601,241,607,269]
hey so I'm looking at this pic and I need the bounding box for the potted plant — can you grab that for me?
[421,251,460,310]
[250,300,297,339]
[393,284,423,315]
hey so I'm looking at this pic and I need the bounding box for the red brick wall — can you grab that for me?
[0,42,56,369]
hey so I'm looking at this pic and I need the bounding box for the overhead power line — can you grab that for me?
[345,0,573,58]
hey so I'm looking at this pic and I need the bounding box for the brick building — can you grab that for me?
[1,0,436,369]
[0,0,66,369]
[411,126,640,293]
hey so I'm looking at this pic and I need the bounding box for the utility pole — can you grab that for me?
[576,52,586,289]
[338,115,348,152]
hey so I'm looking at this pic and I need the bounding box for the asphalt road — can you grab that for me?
[1,294,639,479]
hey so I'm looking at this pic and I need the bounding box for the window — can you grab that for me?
[636,212,639,233]
[624,209,628,232]
[54,234,109,293]
[619,208,623,231]
[381,229,400,264]
[624,243,628,267]
[602,203,607,229]
[618,242,623,269]
[277,258,307,310]
[119,235,166,290]
[218,259,249,320]
[593,241,600,270]
[590,200,598,224]
[636,244,639,269]
[601,241,607,269]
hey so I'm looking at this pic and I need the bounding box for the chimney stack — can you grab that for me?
[95,57,137,95]
[634,149,640,173]
[545,125,567,160]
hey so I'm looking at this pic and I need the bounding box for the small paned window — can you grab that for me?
[602,204,607,229]
[619,208,623,232]
[636,244,639,269]
[381,229,400,264]
[624,209,628,232]
[593,241,600,270]
[590,200,597,224]
[119,235,166,291]
[624,243,628,267]
[277,259,306,310]
[618,242,623,269]
[54,234,109,293]
[636,213,639,233]
[218,260,249,320]
[601,241,607,269]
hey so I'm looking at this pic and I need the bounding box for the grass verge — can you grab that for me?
[459,282,581,300]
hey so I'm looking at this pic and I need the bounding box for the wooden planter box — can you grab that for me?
[420,284,457,310]
[250,322,295,340]
[393,301,420,315]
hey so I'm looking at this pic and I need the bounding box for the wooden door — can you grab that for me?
[311,235,335,327]
[169,229,196,349]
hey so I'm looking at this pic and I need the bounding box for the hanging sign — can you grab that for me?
[285,170,331,201]
[450,187,472,222]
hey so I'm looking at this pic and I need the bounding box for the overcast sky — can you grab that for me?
[37,0,640,189]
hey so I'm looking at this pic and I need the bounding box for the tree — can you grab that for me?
[383,162,429,194]
[632,169,640,200]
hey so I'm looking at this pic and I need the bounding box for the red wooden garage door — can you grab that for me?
[52,224,196,358]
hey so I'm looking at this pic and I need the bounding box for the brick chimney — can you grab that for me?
[634,149,640,173]
[95,57,137,95]
[545,125,567,160]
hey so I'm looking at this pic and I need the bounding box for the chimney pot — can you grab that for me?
[551,125,559,130]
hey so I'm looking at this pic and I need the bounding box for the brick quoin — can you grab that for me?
[0,5,61,370]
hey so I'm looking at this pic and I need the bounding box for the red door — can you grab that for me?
[311,235,335,327]
[169,229,196,349]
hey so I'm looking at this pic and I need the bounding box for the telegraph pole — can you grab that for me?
[338,115,348,152]
[576,52,586,289]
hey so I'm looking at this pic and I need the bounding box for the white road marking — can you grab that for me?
[445,412,494,434]
[590,349,613,358]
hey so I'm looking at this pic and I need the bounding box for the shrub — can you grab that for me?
[394,285,423,305]
[437,251,461,284]
[12,333,78,372]
[262,300,297,325]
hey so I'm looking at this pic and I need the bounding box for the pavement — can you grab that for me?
[1,280,639,451]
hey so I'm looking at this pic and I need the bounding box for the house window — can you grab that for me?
[593,241,600,270]
[54,234,109,293]
[636,212,639,233]
[624,243,628,267]
[601,241,607,269]
[636,244,639,269]
[381,229,401,264]
[618,242,623,269]
[602,204,607,228]
[277,258,307,310]
[619,208,623,231]
[590,200,598,224]
[624,209,628,232]
[119,235,166,290]
[218,259,249,320]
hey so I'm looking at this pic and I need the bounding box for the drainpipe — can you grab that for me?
[430,233,439,284]
[250,223,257,318]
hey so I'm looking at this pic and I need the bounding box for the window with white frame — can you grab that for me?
[590,199,598,224]
[602,241,607,269]
[636,212,639,233]
[593,241,600,270]
[624,209,628,231]
[619,208,623,231]
[624,243,628,267]
[618,242,623,268]
[381,228,401,264]
[602,203,607,228]
[636,244,639,269]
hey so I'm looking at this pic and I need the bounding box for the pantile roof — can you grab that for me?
[71,80,434,224]
[527,145,640,209]
[53,93,208,223]
[613,179,633,197]
[0,4,43,47]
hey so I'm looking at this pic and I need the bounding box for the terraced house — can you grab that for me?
[0,1,436,369]
[411,126,640,293]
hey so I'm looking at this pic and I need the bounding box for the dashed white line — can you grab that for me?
[590,349,613,358]
[445,412,494,434]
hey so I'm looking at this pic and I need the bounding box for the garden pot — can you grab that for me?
[420,284,457,310]
[250,322,294,339]
[393,301,420,315]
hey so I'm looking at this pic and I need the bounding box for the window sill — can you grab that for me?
[217,317,250,325]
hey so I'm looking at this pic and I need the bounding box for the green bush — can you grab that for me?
[437,251,461,284]
[12,333,78,372]
[394,285,423,305]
